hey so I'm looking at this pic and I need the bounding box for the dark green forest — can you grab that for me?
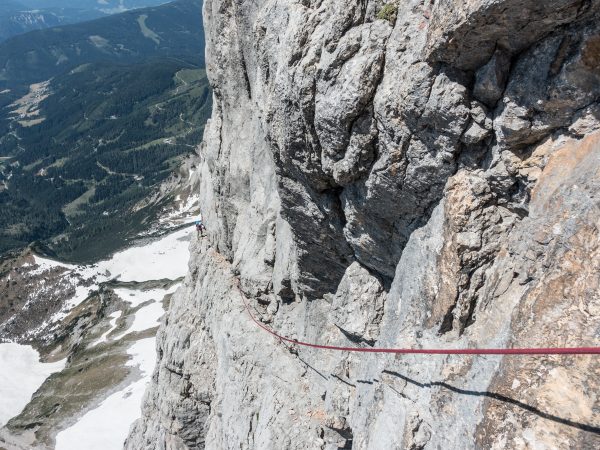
[0,0,210,261]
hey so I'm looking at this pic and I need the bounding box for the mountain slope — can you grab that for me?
[0,223,195,449]
[0,0,209,261]
[0,61,210,260]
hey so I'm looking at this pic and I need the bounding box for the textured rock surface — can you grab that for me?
[127,0,600,448]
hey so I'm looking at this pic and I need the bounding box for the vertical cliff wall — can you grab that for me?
[127,1,600,448]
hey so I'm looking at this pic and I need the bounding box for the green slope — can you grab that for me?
[0,0,210,260]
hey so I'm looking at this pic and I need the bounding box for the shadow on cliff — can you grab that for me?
[381,370,600,435]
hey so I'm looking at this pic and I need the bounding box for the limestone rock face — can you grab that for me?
[127,1,600,449]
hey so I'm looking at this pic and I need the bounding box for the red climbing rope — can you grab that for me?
[240,289,600,355]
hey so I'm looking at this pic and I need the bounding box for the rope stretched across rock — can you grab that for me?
[238,284,600,356]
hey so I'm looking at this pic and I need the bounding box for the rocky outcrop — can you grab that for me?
[127,0,600,448]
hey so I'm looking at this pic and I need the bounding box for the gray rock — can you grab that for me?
[127,1,600,449]
[473,49,511,107]
[495,21,600,149]
[461,121,491,145]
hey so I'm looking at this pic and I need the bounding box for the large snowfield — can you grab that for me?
[31,227,193,328]
[94,227,193,282]
[2,227,193,447]
[0,344,65,427]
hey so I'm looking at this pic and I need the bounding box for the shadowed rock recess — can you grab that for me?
[126,1,600,449]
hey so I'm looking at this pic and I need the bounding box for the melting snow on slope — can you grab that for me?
[111,284,181,341]
[50,229,190,448]
[0,344,65,427]
[122,302,165,337]
[158,192,200,228]
[5,227,192,446]
[90,311,123,347]
[35,227,192,323]
[55,338,157,450]
[94,227,192,282]
[113,284,180,308]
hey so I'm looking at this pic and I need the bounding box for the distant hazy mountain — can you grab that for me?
[0,3,101,42]
[0,0,209,260]
[0,0,205,91]
[0,0,169,42]
[19,1,167,8]
[18,1,169,12]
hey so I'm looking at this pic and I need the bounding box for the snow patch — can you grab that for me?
[91,311,122,347]
[30,256,73,275]
[111,284,179,339]
[44,228,191,323]
[158,193,200,227]
[127,302,164,333]
[95,227,191,282]
[0,344,65,427]
[55,338,157,450]
[113,283,179,308]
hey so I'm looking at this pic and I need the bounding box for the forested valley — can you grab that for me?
[0,0,209,261]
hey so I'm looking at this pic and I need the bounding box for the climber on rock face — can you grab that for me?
[195,215,206,236]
